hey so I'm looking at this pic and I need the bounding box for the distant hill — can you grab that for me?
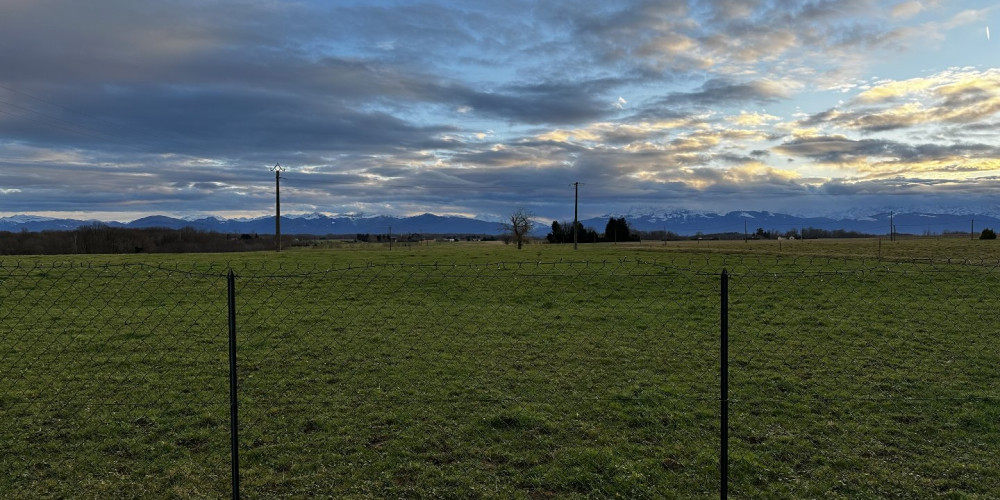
[2,210,998,237]
[0,213,502,236]
[578,210,997,237]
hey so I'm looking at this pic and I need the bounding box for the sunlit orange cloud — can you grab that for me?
[871,157,1000,176]
[721,164,801,183]
[840,102,929,130]
[855,79,934,103]
[535,120,698,144]
[631,163,801,190]
[841,96,1000,129]
[805,69,1000,134]
[726,111,780,127]
[804,156,1000,181]
[774,120,822,138]
[936,77,997,97]
[709,128,771,141]
[535,128,600,143]
[853,68,1000,105]
[669,136,718,152]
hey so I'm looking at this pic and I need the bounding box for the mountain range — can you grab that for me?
[1,211,997,237]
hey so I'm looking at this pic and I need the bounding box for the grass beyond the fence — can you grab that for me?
[1,239,999,498]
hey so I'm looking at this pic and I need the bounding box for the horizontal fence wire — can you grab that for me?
[0,262,232,498]
[0,256,998,498]
[727,259,1000,497]
[231,259,720,498]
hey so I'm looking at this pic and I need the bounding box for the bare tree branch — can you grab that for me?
[500,208,535,249]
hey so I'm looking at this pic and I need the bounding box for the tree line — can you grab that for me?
[542,218,886,245]
[546,217,646,244]
[8,217,912,255]
[0,224,290,255]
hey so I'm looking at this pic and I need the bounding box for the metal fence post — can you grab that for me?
[227,269,240,500]
[721,269,729,499]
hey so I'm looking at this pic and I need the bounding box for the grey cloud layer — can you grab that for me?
[0,0,997,220]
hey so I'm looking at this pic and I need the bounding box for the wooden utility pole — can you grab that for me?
[573,182,580,250]
[271,163,285,251]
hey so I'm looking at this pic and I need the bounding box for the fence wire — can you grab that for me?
[728,258,1000,498]
[233,260,719,498]
[1,256,998,498]
[0,263,231,498]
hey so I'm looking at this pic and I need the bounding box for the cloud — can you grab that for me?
[818,175,1000,197]
[774,135,1000,177]
[0,84,461,156]
[534,118,700,146]
[798,69,1000,132]
[0,0,998,221]
[662,78,793,107]
[682,164,802,190]
[910,7,991,43]
[703,0,759,23]
[727,111,781,127]
[891,1,926,19]
[451,80,617,125]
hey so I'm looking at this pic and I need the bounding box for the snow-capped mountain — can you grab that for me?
[0,216,111,232]
[2,210,1000,236]
[578,210,1000,236]
[0,213,501,235]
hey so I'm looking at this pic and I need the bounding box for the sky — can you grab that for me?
[0,0,998,223]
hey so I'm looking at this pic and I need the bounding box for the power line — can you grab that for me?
[0,94,127,142]
[0,105,120,145]
[0,83,165,154]
[0,85,158,150]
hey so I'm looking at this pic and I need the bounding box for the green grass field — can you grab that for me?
[1,238,999,498]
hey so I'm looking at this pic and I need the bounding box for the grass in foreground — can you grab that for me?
[1,240,999,497]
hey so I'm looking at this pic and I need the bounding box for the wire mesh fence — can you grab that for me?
[0,263,231,497]
[1,256,998,498]
[233,260,720,498]
[726,257,1000,497]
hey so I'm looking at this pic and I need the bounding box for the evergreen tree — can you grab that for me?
[604,217,634,242]
[547,221,566,243]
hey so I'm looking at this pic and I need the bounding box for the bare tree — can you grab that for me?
[502,208,535,249]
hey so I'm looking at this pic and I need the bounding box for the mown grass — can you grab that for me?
[1,238,999,498]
